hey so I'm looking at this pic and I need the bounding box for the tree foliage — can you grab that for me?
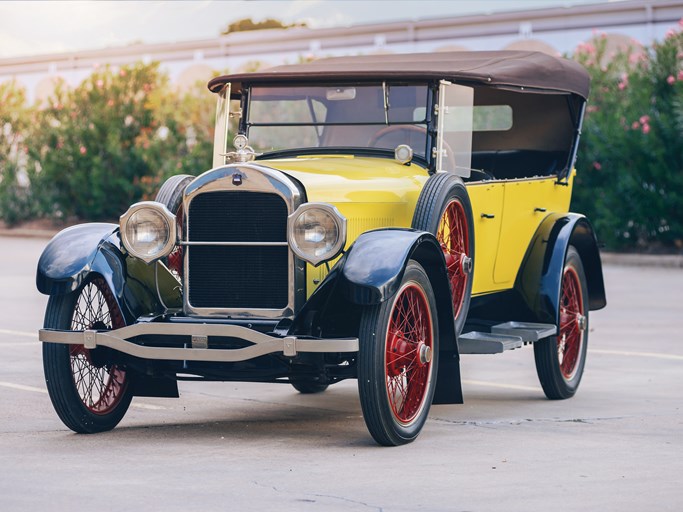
[221,18,307,35]
[0,23,682,253]
[0,62,215,224]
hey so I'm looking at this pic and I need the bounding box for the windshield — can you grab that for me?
[245,84,430,158]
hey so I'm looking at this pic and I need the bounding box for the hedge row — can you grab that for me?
[1,26,682,251]
[0,62,215,223]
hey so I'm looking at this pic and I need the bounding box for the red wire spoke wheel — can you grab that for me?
[43,275,133,433]
[412,172,473,334]
[358,260,439,446]
[534,246,589,400]
[385,283,434,425]
[67,277,129,415]
[558,266,585,380]
[436,198,471,321]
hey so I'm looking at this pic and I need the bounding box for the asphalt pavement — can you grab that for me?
[0,234,681,511]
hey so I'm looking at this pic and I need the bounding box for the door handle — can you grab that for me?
[480,213,495,219]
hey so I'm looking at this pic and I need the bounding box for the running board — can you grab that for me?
[459,322,556,355]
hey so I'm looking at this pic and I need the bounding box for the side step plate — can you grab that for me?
[491,322,557,342]
[458,322,557,355]
[458,331,523,354]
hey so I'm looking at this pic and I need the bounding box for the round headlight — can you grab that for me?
[119,202,177,264]
[288,203,347,267]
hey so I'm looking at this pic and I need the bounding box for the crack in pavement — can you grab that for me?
[430,415,633,427]
[252,481,383,511]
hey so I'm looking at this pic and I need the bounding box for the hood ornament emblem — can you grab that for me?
[232,172,243,186]
[222,134,260,164]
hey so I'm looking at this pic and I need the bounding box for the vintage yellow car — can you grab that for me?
[37,51,606,445]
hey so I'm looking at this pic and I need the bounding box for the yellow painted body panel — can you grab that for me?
[263,156,429,296]
[464,182,504,295]
[263,155,575,299]
[466,173,575,294]
[493,175,574,286]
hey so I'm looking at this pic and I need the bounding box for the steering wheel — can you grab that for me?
[368,125,457,170]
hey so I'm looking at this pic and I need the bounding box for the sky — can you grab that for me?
[0,0,620,59]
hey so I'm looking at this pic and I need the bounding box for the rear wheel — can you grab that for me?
[358,261,438,446]
[534,246,589,399]
[43,275,133,433]
[290,378,329,394]
[412,172,473,334]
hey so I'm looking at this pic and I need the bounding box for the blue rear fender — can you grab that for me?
[516,213,607,326]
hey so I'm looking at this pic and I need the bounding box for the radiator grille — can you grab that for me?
[187,191,289,309]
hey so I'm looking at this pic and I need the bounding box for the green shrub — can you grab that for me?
[0,81,39,225]
[572,26,683,252]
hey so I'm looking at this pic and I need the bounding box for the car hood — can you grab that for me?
[261,155,429,206]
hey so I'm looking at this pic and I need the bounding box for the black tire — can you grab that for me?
[412,172,474,335]
[155,174,193,275]
[534,246,589,399]
[290,379,329,394]
[155,174,193,213]
[358,261,439,446]
[43,275,133,433]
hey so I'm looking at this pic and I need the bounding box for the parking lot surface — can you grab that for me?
[1,235,681,511]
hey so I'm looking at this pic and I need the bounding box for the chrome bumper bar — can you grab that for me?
[38,323,359,363]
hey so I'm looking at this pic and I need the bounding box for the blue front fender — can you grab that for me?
[299,228,463,405]
[37,223,121,296]
[35,223,159,324]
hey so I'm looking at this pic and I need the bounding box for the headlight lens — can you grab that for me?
[288,203,347,266]
[120,202,177,264]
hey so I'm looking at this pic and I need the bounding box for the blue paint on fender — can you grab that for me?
[36,223,120,296]
[340,228,444,305]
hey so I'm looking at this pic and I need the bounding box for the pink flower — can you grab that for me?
[96,79,104,88]
[642,123,650,134]
[667,75,676,85]
[79,146,87,155]
[119,69,127,77]
[593,161,602,170]
[639,115,650,124]
[666,29,676,39]
[107,99,114,107]
[618,81,627,90]
[631,121,640,129]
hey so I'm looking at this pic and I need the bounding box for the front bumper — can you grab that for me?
[38,323,359,363]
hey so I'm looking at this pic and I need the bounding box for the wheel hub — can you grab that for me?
[418,343,432,366]
[577,314,587,331]
[460,255,472,275]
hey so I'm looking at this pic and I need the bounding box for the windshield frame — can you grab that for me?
[238,81,436,167]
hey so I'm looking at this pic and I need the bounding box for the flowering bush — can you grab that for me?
[572,23,683,251]
[0,62,215,224]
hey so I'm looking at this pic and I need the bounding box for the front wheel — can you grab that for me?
[534,246,589,399]
[358,261,438,446]
[43,275,133,433]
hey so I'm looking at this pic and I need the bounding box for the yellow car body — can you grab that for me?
[267,155,573,297]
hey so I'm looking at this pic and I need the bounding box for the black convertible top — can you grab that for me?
[208,51,590,99]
